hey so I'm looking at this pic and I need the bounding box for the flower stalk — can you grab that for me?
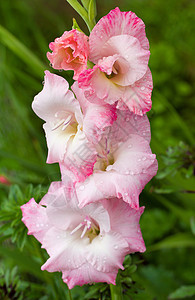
[66,0,96,32]
[110,283,123,300]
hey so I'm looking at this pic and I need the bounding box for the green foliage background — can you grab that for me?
[0,0,194,299]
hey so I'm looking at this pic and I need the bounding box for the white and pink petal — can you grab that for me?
[62,129,97,182]
[21,198,50,244]
[78,66,122,105]
[87,232,128,272]
[32,71,80,123]
[72,82,117,143]
[119,67,153,115]
[102,199,146,252]
[76,171,140,209]
[41,227,88,271]
[62,264,117,289]
[100,35,150,86]
[89,7,149,63]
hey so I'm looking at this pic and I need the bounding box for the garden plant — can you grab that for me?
[0,0,194,299]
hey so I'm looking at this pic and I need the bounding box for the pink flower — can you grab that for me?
[78,7,152,115]
[0,175,10,185]
[67,111,158,209]
[32,71,81,161]
[32,71,98,180]
[21,181,145,289]
[47,29,89,80]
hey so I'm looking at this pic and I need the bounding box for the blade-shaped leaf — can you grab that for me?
[88,0,97,23]
[169,285,195,299]
[81,0,90,11]
[147,233,195,252]
[0,25,46,78]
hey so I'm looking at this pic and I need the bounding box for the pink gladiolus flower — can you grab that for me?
[78,7,152,115]
[32,71,84,163]
[32,71,96,179]
[21,181,145,289]
[47,29,89,80]
[61,111,158,209]
[32,71,118,181]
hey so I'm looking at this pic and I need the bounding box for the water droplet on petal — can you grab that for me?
[114,245,118,250]
[128,144,132,149]
[134,115,137,120]
[79,185,85,191]
[130,171,134,175]
[125,170,129,175]
[142,157,146,161]
[141,86,145,91]
[125,117,130,122]
[124,192,128,196]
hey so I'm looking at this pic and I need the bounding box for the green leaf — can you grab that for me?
[0,222,12,235]
[156,195,193,225]
[147,233,195,252]
[190,217,195,235]
[169,285,195,299]
[153,187,178,194]
[0,245,44,281]
[128,264,137,274]
[4,269,10,288]
[66,0,94,32]
[72,18,83,32]
[184,165,194,179]
[81,0,90,11]
[88,0,97,23]
[0,25,46,78]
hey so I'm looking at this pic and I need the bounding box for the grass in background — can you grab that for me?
[0,0,194,299]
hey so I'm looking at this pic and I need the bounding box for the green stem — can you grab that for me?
[110,284,123,300]
[66,0,95,32]
[68,288,73,300]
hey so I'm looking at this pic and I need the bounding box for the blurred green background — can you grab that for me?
[0,0,194,299]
